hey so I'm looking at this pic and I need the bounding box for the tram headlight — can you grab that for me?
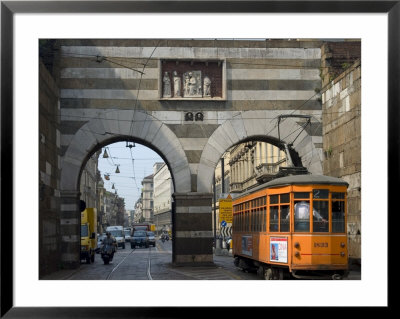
[340,252,345,257]
[340,242,345,248]
[294,242,300,249]
[295,251,300,258]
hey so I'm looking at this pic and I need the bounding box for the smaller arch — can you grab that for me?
[60,110,191,194]
[197,111,323,193]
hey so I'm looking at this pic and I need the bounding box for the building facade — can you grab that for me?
[79,150,101,209]
[213,142,288,237]
[153,163,173,235]
[96,177,106,234]
[322,58,361,263]
[141,174,154,222]
[229,142,287,193]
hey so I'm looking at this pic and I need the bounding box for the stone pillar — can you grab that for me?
[172,192,214,265]
[261,142,266,163]
[59,190,81,269]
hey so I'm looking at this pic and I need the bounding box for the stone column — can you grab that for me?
[261,142,267,163]
[59,190,81,269]
[172,192,214,265]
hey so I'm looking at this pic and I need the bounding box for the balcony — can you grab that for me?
[230,182,243,193]
[255,159,286,184]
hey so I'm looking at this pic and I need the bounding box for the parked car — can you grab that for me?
[146,231,156,247]
[95,233,107,253]
[131,230,149,248]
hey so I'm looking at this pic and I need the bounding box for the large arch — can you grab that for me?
[197,110,323,193]
[59,110,191,267]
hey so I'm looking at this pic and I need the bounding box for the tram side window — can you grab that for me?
[280,205,290,232]
[270,206,279,232]
[332,193,345,232]
[263,208,266,232]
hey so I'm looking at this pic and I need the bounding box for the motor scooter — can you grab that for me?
[161,233,169,242]
[101,243,115,265]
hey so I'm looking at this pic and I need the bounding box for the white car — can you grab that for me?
[124,229,132,243]
[106,226,126,249]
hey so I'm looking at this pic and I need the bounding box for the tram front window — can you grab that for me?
[294,201,310,232]
[313,201,329,232]
[332,200,345,232]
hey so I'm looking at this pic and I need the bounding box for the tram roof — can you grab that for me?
[235,174,348,198]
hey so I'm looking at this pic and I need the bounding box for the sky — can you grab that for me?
[97,141,164,211]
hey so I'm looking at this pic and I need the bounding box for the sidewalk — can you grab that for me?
[40,268,80,280]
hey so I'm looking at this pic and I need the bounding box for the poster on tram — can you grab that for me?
[270,237,288,263]
[241,236,253,256]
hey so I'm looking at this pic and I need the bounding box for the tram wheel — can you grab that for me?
[264,268,273,280]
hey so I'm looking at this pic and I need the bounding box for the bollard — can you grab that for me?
[216,238,222,249]
[222,239,227,249]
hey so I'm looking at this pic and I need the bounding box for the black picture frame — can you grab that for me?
[1,1,395,317]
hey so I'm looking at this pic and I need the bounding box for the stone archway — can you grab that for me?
[197,110,323,193]
[59,110,191,267]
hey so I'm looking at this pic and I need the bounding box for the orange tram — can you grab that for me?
[232,174,349,280]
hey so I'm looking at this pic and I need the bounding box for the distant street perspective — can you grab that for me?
[43,239,261,280]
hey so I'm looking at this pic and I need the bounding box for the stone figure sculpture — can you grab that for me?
[188,72,197,96]
[203,76,211,96]
[163,72,171,97]
[184,74,190,96]
[173,71,181,97]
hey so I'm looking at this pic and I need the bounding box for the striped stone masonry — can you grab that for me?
[56,39,326,267]
[59,190,81,268]
[172,193,214,264]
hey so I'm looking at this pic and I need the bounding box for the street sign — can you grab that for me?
[219,194,233,223]
[220,226,232,237]
[221,220,227,227]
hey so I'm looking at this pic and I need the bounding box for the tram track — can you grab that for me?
[105,246,154,280]
[106,248,135,280]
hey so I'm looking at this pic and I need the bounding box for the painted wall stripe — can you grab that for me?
[61,67,320,81]
[61,46,321,60]
[59,99,322,110]
[61,78,319,91]
[60,89,317,101]
[175,231,214,238]
[60,218,79,225]
[176,206,211,214]
[61,204,78,211]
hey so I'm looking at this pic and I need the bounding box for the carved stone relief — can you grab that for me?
[183,71,202,98]
[161,60,222,99]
